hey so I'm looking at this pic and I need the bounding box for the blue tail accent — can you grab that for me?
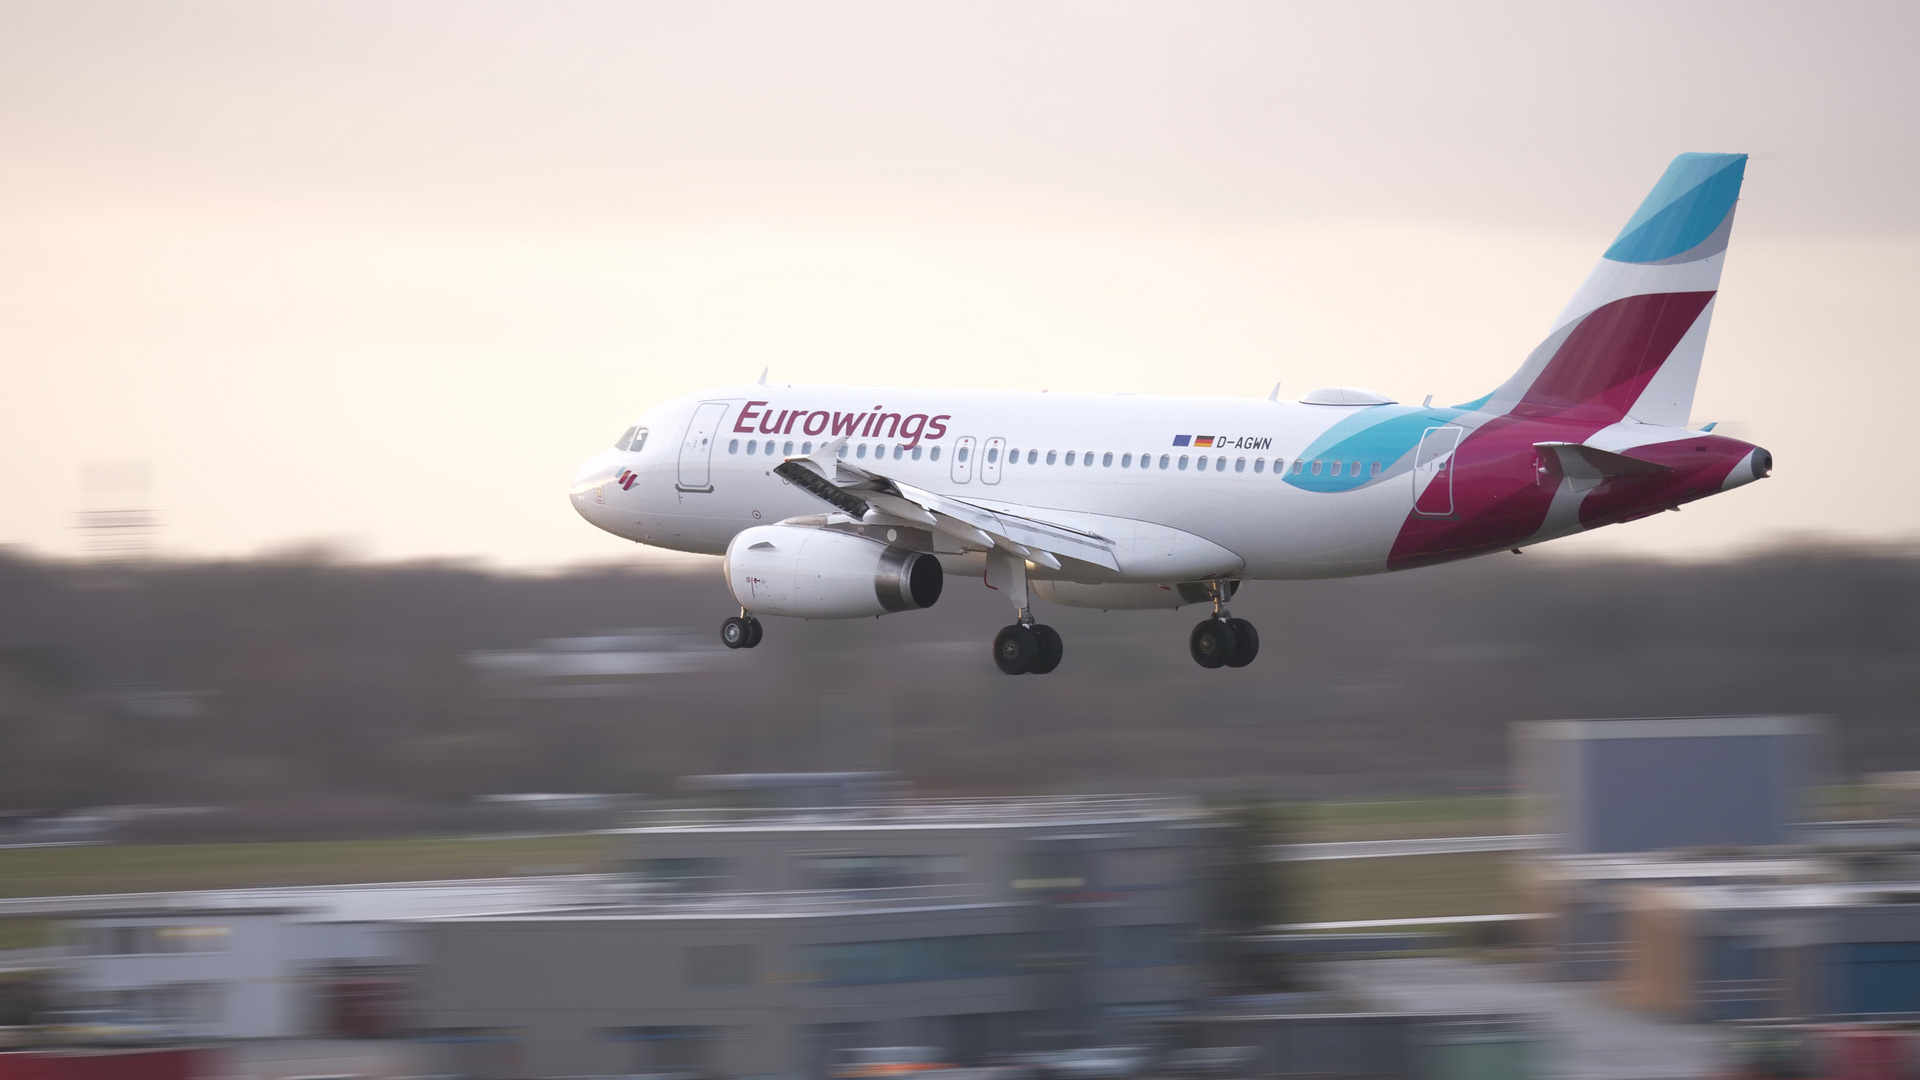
[1603,153,1747,264]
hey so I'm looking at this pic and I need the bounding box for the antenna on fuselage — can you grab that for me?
[1267,382,1281,402]
[1423,394,1433,408]
[757,367,769,385]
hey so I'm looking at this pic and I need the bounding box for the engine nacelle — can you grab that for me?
[725,525,943,619]
[1032,580,1232,610]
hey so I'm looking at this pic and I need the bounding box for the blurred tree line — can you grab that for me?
[1,544,1917,829]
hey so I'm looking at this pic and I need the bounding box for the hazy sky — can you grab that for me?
[2,1,1915,568]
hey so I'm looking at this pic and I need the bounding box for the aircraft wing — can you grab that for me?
[773,439,1118,571]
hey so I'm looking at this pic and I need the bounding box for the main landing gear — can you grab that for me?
[1189,581,1258,670]
[720,611,764,649]
[994,621,1064,675]
[990,553,1063,675]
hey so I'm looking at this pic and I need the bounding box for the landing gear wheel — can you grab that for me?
[993,624,1041,675]
[1189,618,1237,669]
[1030,624,1064,675]
[1223,618,1259,668]
[743,616,763,648]
[721,616,753,650]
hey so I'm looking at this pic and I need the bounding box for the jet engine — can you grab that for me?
[724,525,943,619]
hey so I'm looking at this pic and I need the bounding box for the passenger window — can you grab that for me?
[1027,450,1037,464]
[1235,457,1246,473]
[615,426,637,450]
[875,445,887,458]
[894,445,904,460]
[1046,451,1057,465]
[987,447,999,464]
[838,444,849,458]
[1311,460,1322,475]
[958,446,969,462]
[1121,453,1132,468]
[728,439,740,454]
[1159,454,1170,469]
[1084,451,1095,467]
[857,444,868,459]
[1179,455,1189,470]
[1065,451,1076,466]
[930,446,941,461]
[802,442,813,455]
[1330,461,1342,476]
[1009,448,1019,463]
[911,446,921,460]
[1371,461,1381,476]
[1196,455,1207,471]
[1291,460,1303,475]
[1216,457,1227,472]
[784,441,795,456]
[747,439,758,455]
[1253,458,1264,473]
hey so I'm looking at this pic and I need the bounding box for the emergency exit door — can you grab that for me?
[1413,426,1461,517]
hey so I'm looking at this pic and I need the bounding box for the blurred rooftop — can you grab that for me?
[429,884,1014,922]
[614,793,1200,833]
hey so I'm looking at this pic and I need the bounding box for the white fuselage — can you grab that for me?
[574,383,1496,582]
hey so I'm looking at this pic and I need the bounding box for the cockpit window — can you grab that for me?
[619,427,649,452]
[614,427,637,450]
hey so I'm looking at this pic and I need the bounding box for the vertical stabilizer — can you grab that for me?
[1479,153,1746,425]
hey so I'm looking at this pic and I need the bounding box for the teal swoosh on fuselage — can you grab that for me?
[1285,405,1472,493]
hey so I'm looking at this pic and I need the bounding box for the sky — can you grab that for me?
[2,1,1916,569]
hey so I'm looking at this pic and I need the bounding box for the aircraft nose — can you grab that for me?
[570,449,620,520]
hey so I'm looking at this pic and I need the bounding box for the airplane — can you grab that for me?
[571,152,1770,675]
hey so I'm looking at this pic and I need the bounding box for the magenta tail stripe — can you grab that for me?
[1521,291,1715,416]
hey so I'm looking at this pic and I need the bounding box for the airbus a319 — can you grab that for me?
[572,153,1770,674]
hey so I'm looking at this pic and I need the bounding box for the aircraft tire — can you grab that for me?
[1224,618,1259,668]
[1030,625,1064,675]
[993,624,1040,675]
[721,616,752,650]
[1189,618,1236,669]
[743,616,764,649]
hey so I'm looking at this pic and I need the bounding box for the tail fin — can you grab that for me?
[1476,153,1747,425]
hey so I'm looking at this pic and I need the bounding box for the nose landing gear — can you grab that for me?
[1189,581,1257,669]
[721,611,764,649]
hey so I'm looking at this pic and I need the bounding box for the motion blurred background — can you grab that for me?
[2,3,1918,1078]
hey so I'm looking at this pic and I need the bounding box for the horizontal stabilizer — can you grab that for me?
[1535,441,1670,494]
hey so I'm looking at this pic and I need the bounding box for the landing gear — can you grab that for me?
[721,613,763,649]
[992,621,1064,675]
[1032,624,1064,675]
[993,624,1039,674]
[1224,617,1259,668]
[1189,581,1258,669]
[989,553,1064,675]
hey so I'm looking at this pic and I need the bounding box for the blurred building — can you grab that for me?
[1515,715,1830,981]
[1516,715,1824,855]
[1520,853,1830,982]
[1513,715,1920,1028]
[60,907,411,1039]
[414,789,1211,1078]
[1619,881,1920,1021]
[48,878,595,1039]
